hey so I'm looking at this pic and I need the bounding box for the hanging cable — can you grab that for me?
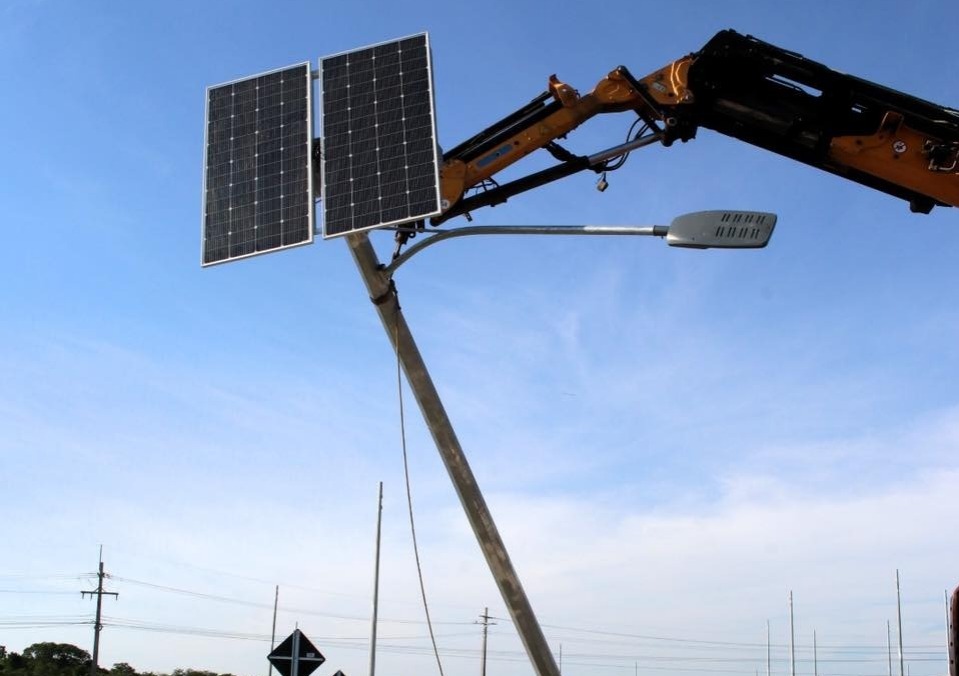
[394,308,446,676]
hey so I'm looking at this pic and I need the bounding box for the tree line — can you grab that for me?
[0,643,240,676]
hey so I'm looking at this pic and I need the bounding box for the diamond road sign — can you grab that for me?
[268,629,325,676]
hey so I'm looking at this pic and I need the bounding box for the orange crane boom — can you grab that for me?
[431,29,959,227]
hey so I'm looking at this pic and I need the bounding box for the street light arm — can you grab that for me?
[384,224,668,276]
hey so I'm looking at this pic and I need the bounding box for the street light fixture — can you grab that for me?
[384,210,777,274]
[348,208,776,676]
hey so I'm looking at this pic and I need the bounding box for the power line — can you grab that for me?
[108,575,474,626]
[0,589,81,595]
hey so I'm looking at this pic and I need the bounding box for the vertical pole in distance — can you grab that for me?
[887,620,893,676]
[369,482,384,676]
[480,608,489,676]
[813,630,818,676]
[789,591,795,676]
[347,233,561,676]
[92,556,105,676]
[945,590,953,676]
[766,620,771,676]
[269,586,279,676]
[897,570,905,676]
[82,546,117,676]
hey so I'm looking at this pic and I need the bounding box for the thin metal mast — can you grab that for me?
[348,233,560,676]
[369,482,384,676]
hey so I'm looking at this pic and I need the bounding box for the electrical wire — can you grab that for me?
[394,309,445,676]
[603,119,650,172]
[107,576,472,627]
[0,589,80,595]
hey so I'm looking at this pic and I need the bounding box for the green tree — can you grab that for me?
[22,643,90,676]
[172,669,220,676]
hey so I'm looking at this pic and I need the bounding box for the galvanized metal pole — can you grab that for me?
[369,482,384,676]
[347,233,561,676]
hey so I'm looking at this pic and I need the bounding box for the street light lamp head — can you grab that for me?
[666,210,777,249]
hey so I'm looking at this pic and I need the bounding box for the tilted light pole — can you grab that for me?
[199,33,777,676]
[348,211,776,676]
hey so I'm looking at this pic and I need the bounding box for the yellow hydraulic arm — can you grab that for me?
[431,29,959,226]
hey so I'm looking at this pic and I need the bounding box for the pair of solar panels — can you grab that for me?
[201,34,442,266]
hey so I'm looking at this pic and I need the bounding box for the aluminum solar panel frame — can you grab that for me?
[202,62,314,266]
[320,34,443,238]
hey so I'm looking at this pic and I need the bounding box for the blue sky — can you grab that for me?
[2,2,958,676]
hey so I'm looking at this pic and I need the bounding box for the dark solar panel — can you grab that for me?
[202,63,314,266]
[320,34,441,238]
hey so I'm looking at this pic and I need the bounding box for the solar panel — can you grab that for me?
[202,62,314,266]
[320,34,442,238]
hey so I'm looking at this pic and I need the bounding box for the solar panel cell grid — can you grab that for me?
[320,33,442,237]
[201,62,313,266]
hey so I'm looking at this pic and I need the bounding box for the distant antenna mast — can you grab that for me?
[81,546,118,676]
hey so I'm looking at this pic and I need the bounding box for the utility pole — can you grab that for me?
[478,607,495,676]
[369,482,384,676]
[81,547,118,676]
[766,620,771,676]
[268,585,279,676]
[789,591,796,676]
[897,570,905,676]
[813,630,818,676]
[945,590,952,676]
[887,620,893,676]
